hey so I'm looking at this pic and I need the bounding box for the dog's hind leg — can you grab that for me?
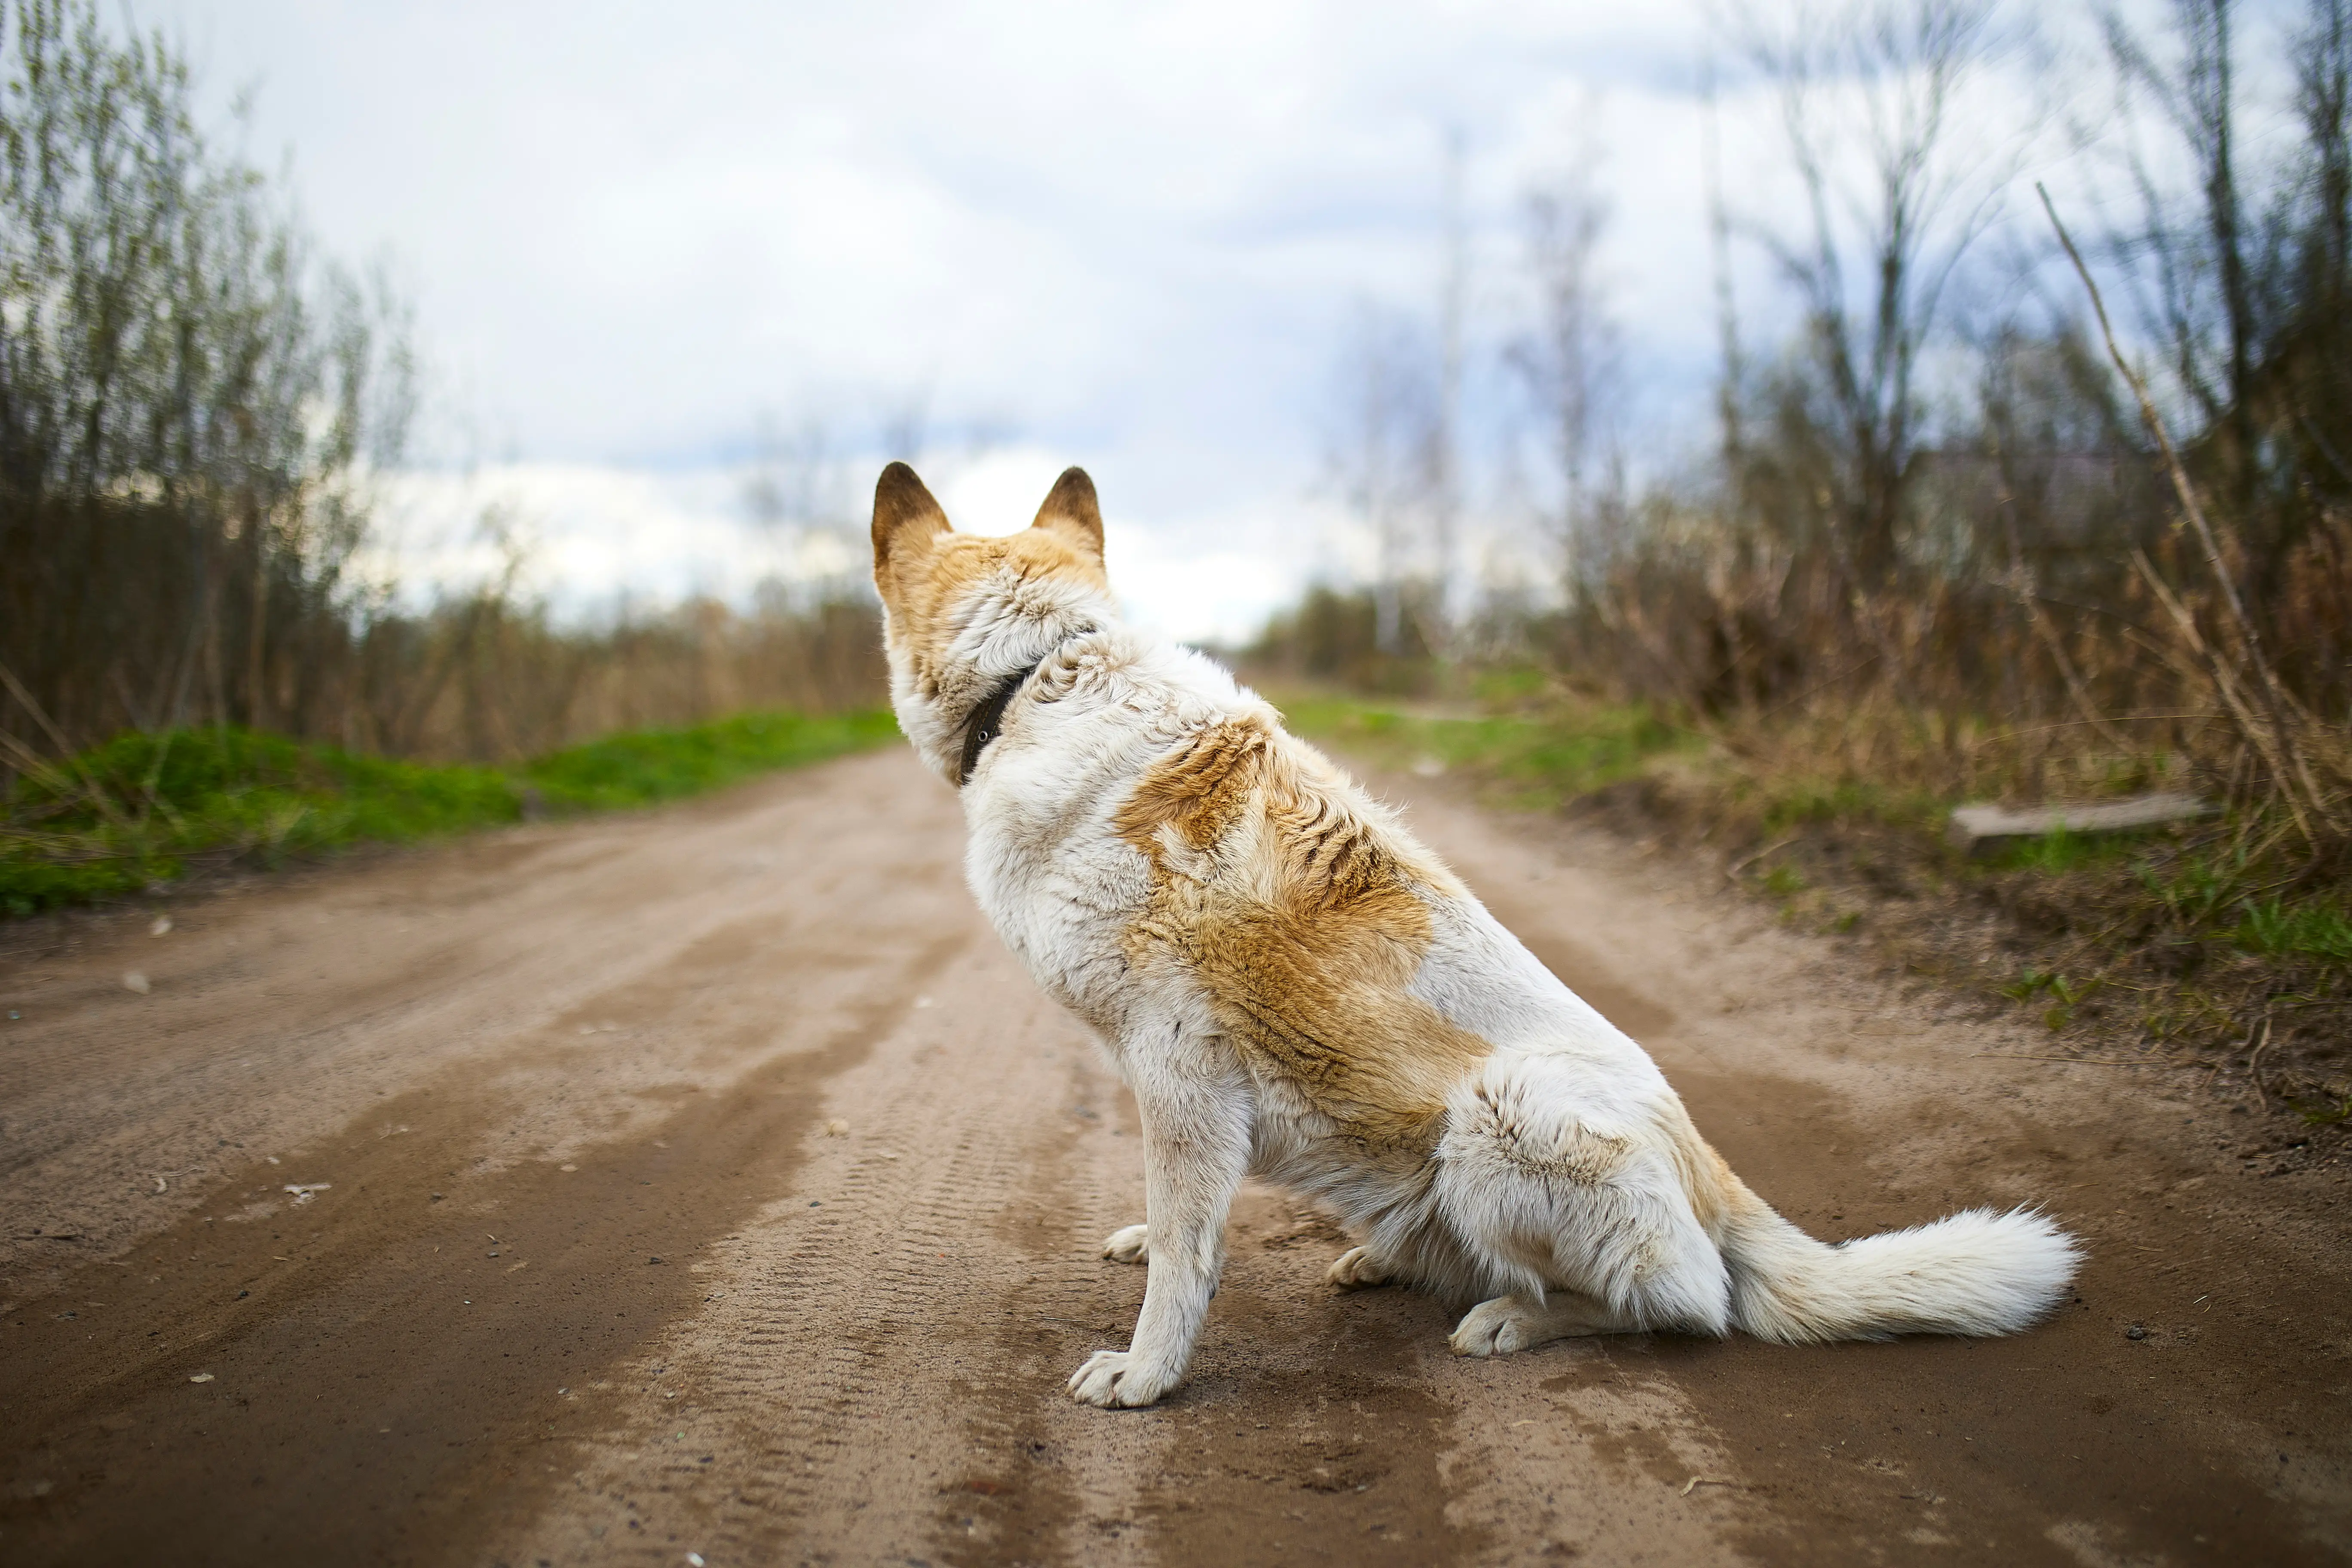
[1436,1054,1735,1346]
[1448,1292,1632,1357]
[1068,1038,1253,1409]
[1100,1224,1149,1263]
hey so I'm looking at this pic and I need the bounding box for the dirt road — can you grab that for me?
[3,744,2347,1566]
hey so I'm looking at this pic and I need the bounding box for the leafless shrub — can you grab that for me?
[340,586,884,766]
[1522,0,2352,869]
[1325,303,1445,658]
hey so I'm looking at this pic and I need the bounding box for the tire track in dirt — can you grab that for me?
[2,754,961,1305]
[0,922,969,1565]
[471,937,1169,1567]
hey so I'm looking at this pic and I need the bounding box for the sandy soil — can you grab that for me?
[2,743,2346,1567]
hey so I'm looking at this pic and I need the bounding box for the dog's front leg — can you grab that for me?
[1068,1054,1250,1409]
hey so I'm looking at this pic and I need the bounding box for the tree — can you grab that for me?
[1327,302,1439,656]
[2101,0,2352,606]
[1732,0,2017,585]
[1508,144,1621,602]
[2104,0,2253,466]
[0,0,411,753]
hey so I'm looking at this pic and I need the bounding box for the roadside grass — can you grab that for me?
[1754,778,1948,836]
[1272,691,1691,812]
[1,709,897,916]
[1274,683,2348,1097]
[516,709,900,811]
[2233,897,2352,963]
[1990,824,2146,875]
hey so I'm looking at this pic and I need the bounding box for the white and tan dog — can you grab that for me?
[872,461,2080,1409]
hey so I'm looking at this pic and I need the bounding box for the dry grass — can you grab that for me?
[4,577,887,785]
[323,591,887,766]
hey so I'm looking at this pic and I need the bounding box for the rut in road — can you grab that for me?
[2,744,2346,1567]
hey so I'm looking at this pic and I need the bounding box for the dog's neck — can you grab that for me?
[956,662,1037,786]
[953,622,1101,787]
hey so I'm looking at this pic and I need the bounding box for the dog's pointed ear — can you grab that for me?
[1030,466,1104,564]
[873,462,950,583]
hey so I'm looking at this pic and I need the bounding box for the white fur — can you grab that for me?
[884,570,2082,1408]
[1722,1204,2083,1342]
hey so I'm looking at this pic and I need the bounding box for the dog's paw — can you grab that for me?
[1324,1245,1390,1289]
[1066,1349,1171,1408]
[1100,1223,1149,1264]
[1449,1295,1550,1357]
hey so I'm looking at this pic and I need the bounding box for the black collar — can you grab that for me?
[953,625,1100,787]
[956,661,1041,787]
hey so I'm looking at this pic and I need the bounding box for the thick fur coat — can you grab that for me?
[872,462,2082,1409]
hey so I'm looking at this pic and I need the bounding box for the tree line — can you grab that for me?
[1267,0,2352,854]
[0,0,880,781]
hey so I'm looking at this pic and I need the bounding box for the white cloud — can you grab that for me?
[160,3,1720,438]
[148,0,2063,641]
[367,446,1314,646]
[368,463,790,615]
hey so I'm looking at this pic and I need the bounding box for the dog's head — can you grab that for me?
[871,461,1116,786]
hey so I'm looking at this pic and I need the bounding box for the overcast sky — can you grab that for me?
[136,0,2156,641]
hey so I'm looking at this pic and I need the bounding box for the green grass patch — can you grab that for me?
[2293,1093,2352,1126]
[1991,824,2148,875]
[519,709,900,812]
[2000,967,2101,1029]
[1272,694,1691,812]
[1749,776,1946,836]
[2232,897,2352,963]
[2135,842,2260,928]
[2,710,897,916]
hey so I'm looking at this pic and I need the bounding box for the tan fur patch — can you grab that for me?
[1653,1099,1763,1241]
[1113,715,1491,1149]
[880,529,1111,694]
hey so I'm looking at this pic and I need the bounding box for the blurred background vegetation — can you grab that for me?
[0,0,886,909]
[0,0,882,774]
[1257,0,2350,839]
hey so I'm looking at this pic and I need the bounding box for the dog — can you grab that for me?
[871,461,2081,1409]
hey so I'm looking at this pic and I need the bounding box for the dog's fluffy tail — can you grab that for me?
[1714,1175,2080,1343]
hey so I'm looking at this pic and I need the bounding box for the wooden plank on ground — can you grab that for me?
[1946,792,2214,855]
